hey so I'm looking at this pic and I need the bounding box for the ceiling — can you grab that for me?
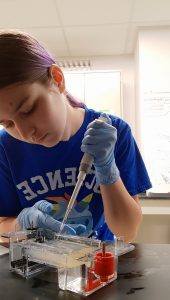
[0,0,170,59]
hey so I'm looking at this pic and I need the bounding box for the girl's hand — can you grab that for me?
[81,113,119,185]
[18,200,86,235]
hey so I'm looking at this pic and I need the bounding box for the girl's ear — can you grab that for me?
[49,64,65,93]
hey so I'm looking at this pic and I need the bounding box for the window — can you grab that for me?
[64,70,122,117]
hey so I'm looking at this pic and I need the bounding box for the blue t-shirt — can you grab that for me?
[0,107,152,240]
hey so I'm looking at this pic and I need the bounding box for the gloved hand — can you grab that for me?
[81,113,120,185]
[18,200,86,236]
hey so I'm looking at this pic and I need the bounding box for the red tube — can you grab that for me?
[94,251,114,282]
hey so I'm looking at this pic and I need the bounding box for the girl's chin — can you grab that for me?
[37,139,59,148]
[36,133,60,147]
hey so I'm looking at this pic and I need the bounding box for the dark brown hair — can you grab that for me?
[0,29,83,107]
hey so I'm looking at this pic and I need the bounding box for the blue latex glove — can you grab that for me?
[81,113,120,185]
[18,200,86,236]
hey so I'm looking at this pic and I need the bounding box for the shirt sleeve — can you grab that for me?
[0,144,22,216]
[114,119,152,195]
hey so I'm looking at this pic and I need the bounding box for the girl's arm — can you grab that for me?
[0,217,18,242]
[81,114,151,243]
[100,177,142,242]
[0,217,18,233]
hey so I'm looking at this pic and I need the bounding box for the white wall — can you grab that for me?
[134,28,170,244]
[135,28,170,152]
[138,29,170,92]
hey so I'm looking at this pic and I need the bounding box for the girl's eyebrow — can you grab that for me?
[14,95,30,113]
[0,96,29,124]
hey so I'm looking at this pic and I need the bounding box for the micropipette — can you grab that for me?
[58,114,108,235]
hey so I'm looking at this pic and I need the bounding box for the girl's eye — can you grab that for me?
[22,105,35,115]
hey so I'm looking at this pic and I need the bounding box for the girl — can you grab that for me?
[0,30,151,242]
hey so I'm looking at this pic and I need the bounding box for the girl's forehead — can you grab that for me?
[0,83,29,97]
[1,82,33,93]
[0,84,27,109]
[0,82,44,102]
[0,83,40,118]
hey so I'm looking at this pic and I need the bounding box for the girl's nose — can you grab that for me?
[15,119,36,141]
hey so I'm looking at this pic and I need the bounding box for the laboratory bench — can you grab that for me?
[0,243,170,300]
